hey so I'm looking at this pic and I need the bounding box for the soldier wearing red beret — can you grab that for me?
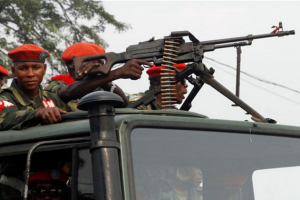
[128,64,188,110]
[29,169,69,200]
[45,42,152,108]
[0,65,9,89]
[0,44,70,130]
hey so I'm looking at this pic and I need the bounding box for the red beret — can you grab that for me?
[61,43,105,63]
[146,63,187,79]
[0,66,8,77]
[29,169,68,184]
[8,44,50,63]
[51,74,75,85]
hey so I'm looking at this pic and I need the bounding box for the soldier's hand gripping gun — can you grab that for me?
[73,26,295,123]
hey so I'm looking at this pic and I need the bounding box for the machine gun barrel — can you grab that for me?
[200,30,295,45]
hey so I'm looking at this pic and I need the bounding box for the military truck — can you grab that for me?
[1,90,300,200]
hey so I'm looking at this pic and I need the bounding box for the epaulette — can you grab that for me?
[0,88,13,94]
[0,89,12,101]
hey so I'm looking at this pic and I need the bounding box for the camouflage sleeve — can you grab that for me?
[44,81,79,111]
[0,97,40,131]
[43,91,72,112]
[44,80,67,93]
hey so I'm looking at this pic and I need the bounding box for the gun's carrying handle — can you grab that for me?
[170,31,200,43]
[170,31,191,37]
[73,52,127,80]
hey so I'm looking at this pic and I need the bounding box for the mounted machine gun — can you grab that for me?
[73,23,295,124]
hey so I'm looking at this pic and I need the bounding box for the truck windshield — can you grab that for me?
[130,128,300,200]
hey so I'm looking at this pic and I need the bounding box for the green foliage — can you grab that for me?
[0,0,129,76]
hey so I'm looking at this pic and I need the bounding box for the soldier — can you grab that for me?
[191,168,203,200]
[45,43,151,109]
[129,64,188,110]
[145,166,202,200]
[169,167,203,200]
[0,44,69,130]
[29,168,69,200]
[0,65,9,89]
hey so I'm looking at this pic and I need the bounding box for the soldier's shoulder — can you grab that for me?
[42,89,61,100]
[44,80,67,93]
[0,87,13,96]
[0,88,14,101]
[127,92,157,110]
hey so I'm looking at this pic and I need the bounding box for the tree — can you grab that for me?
[0,0,129,77]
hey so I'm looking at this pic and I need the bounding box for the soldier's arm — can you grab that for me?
[0,99,40,130]
[0,94,68,130]
[55,59,150,105]
[0,105,68,130]
[35,107,67,124]
[56,73,125,105]
[100,83,128,107]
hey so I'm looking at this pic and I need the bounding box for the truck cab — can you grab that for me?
[1,91,300,200]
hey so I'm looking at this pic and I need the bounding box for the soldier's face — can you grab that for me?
[30,183,66,200]
[12,62,46,95]
[191,167,203,186]
[175,80,188,104]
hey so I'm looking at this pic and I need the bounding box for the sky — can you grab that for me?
[99,1,300,127]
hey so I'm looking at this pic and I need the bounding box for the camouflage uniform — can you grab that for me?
[44,79,79,111]
[0,79,70,130]
[150,188,202,200]
[45,79,105,111]
[138,100,161,110]
[44,79,68,93]
[127,92,161,110]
